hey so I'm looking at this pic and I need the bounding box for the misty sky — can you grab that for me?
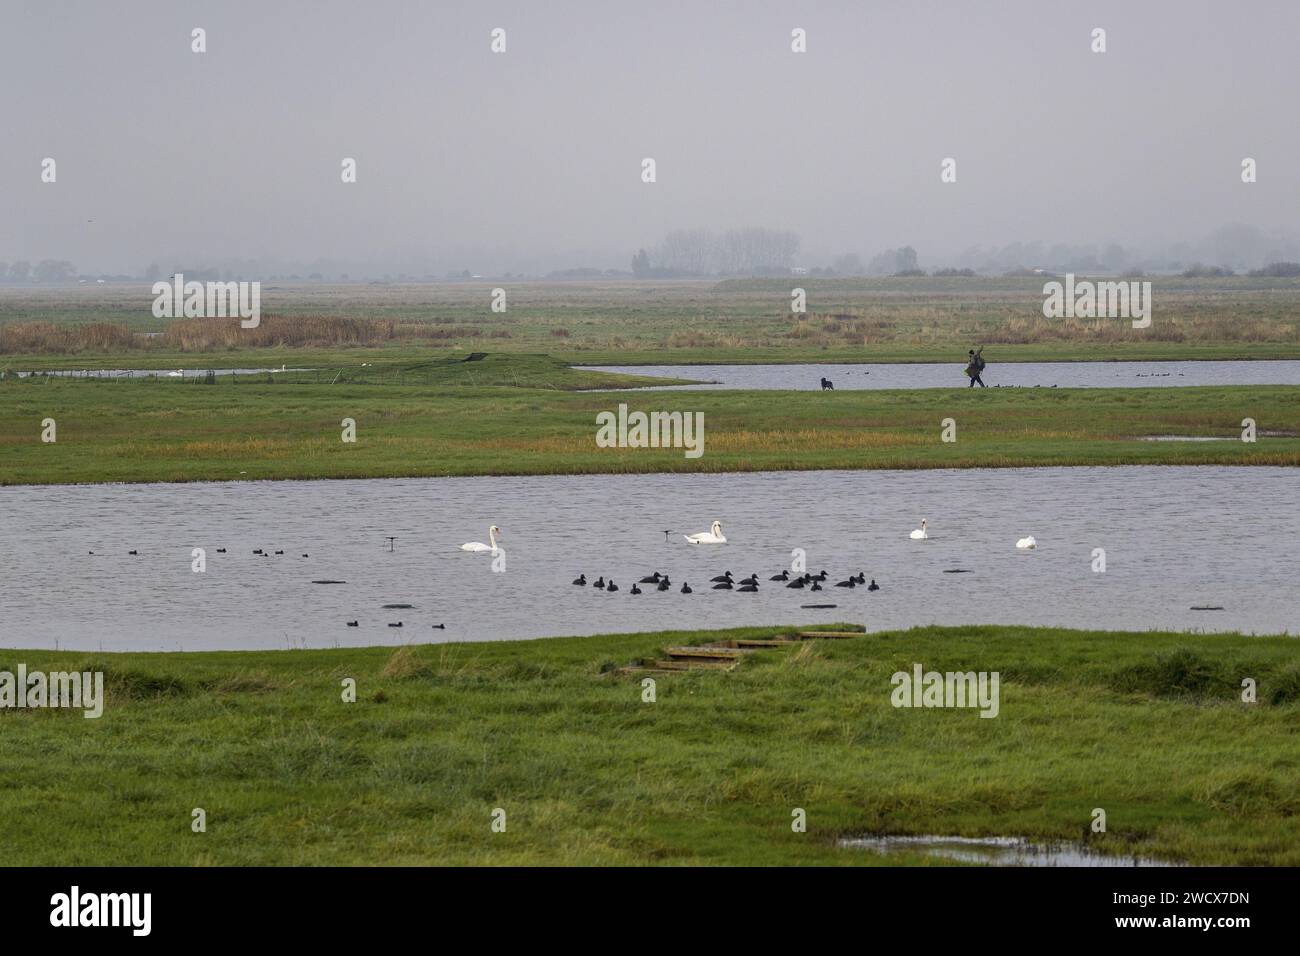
[3,0,1299,275]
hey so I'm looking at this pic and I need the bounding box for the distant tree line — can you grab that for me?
[1181,261,1300,278]
[1181,264,1236,278]
[1248,261,1300,277]
[813,246,928,277]
[632,227,801,277]
[0,260,77,282]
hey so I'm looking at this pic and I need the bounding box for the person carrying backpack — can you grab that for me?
[966,348,986,387]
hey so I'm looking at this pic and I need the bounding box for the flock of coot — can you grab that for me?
[572,569,879,594]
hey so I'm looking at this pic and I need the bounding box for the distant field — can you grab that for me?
[3,276,1300,365]
[2,624,1296,865]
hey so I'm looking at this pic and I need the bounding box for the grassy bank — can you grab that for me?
[1,364,1297,484]
[1,353,688,389]
[1,624,1296,866]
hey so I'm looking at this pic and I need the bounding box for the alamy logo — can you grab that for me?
[890,663,1000,718]
[596,403,704,459]
[1042,273,1151,329]
[50,886,151,936]
[0,666,104,718]
[151,273,261,328]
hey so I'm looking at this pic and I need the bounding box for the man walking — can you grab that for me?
[966,348,986,387]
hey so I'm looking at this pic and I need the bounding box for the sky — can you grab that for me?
[3,0,1298,275]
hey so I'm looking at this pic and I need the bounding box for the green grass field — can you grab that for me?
[1,624,1295,866]
[2,356,1297,485]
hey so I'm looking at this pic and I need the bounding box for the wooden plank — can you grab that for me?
[616,630,848,676]
[654,659,737,671]
[664,646,747,659]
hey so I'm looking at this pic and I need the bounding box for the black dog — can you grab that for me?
[820,377,834,390]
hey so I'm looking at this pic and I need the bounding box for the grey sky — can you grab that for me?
[3,0,1298,274]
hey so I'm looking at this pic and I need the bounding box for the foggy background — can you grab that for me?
[2,0,1299,278]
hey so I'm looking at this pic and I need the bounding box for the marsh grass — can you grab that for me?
[0,321,137,354]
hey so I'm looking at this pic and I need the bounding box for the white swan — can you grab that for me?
[909,519,929,540]
[684,520,726,545]
[460,525,502,552]
[1016,536,1037,550]
[166,369,184,377]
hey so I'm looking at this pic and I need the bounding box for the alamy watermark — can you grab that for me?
[151,272,261,328]
[1,665,104,718]
[1042,273,1151,329]
[890,663,999,718]
[596,403,704,459]
[50,886,150,936]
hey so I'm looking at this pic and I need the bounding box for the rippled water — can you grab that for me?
[0,466,1294,651]
[588,360,1300,390]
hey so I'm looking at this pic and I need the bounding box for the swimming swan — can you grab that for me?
[460,525,502,552]
[1016,536,1037,550]
[910,519,929,540]
[684,521,726,545]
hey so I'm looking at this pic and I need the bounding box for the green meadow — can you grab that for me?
[2,355,1297,485]
[1,625,1295,866]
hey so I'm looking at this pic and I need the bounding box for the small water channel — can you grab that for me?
[840,835,1175,867]
[586,360,1300,390]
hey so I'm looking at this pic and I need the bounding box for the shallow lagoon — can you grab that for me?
[1,466,1294,651]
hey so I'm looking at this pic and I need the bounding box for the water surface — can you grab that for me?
[840,835,1174,867]
[588,360,1300,390]
[1,467,1294,651]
